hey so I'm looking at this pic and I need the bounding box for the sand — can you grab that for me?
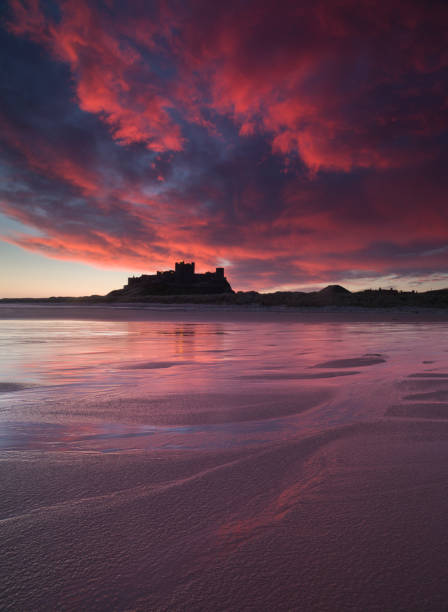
[2,421,448,611]
[1,306,448,611]
[1,302,448,323]
[312,355,386,368]
[0,382,31,393]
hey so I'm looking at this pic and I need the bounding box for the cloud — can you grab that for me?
[1,0,448,290]
[8,0,184,151]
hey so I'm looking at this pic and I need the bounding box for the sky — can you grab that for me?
[1,0,447,297]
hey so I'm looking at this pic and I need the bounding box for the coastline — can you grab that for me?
[0,302,448,323]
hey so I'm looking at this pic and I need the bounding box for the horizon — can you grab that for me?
[1,249,447,301]
[1,1,448,297]
[1,245,447,299]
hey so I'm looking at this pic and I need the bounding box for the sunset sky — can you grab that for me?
[1,0,447,297]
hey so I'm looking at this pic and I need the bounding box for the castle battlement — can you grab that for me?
[123,261,232,295]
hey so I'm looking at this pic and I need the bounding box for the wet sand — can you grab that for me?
[0,382,31,393]
[1,307,448,610]
[3,421,448,611]
[1,302,448,323]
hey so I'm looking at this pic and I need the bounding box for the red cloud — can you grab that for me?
[3,0,448,291]
[0,112,100,195]
[8,0,448,171]
[173,0,448,172]
[8,0,184,152]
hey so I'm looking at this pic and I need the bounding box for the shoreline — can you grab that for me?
[1,302,447,323]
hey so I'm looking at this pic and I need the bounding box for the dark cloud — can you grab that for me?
[1,0,447,289]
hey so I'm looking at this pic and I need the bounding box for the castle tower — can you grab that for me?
[175,261,195,282]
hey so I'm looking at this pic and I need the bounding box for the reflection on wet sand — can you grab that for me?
[1,319,448,450]
[0,389,335,451]
[1,314,448,611]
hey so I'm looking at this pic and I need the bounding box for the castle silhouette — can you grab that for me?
[121,261,233,295]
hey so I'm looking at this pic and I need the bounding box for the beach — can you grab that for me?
[1,305,448,610]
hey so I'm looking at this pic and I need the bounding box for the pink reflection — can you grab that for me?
[2,316,448,612]
[1,318,448,453]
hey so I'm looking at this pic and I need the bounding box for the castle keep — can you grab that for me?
[122,261,233,295]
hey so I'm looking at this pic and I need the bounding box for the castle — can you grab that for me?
[122,261,233,295]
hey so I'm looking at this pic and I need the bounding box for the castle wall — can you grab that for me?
[124,262,232,294]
